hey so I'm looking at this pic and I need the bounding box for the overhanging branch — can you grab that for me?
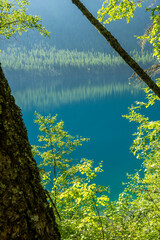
[72,0,160,98]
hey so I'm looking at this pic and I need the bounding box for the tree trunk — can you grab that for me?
[72,0,160,98]
[0,65,60,239]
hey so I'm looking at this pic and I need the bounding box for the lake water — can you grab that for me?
[1,0,159,205]
[6,67,158,201]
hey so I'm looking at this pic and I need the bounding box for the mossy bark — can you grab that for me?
[0,65,61,239]
[72,0,160,98]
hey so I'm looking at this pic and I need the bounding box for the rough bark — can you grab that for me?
[0,65,60,239]
[72,0,160,98]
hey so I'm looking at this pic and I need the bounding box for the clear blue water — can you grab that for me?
[6,69,150,201]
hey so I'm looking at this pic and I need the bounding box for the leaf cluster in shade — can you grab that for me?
[0,0,49,41]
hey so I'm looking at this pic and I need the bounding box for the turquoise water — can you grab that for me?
[24,97,139,200]
[1,0,159,202]
[6,69,149,201]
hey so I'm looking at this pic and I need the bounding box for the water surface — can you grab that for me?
[7,69,146,200]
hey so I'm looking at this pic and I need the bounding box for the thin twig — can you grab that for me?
[45,190,61,221]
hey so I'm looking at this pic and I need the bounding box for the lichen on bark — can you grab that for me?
[0,66,60,239]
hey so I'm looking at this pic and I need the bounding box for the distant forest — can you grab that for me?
[1,43,151,110]
[0,0,152,54]
[0,44,156,78]
[0,0,154,110]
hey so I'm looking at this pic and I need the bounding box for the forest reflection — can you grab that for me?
[1,44,147,110]
[13,80,141,110]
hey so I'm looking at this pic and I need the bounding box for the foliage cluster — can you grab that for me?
[103,90,160,239]
[32,113,109,240]
[98,0,160,61]
[33,84,160,239]
[0,0,49,40]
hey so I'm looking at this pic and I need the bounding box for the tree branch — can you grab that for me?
[0,20,20,29]
[71,0,160,98]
